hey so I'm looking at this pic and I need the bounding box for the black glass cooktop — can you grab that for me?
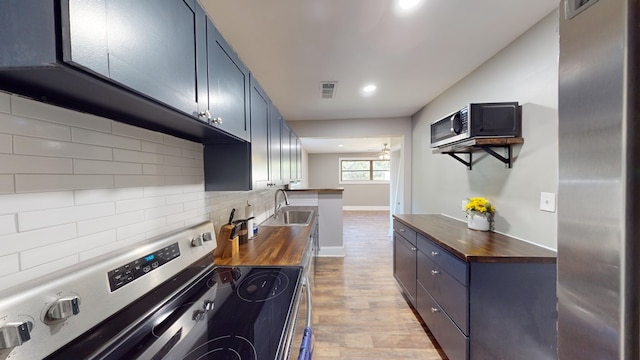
[46,259,302,360]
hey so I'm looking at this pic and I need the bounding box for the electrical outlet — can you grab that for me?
[461,199,467,212]
[540,192,556,212]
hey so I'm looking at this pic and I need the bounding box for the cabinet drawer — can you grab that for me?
[393,220,417,246]
[417,250,469,334]
[418,234,468,285]
[417,285,469,360]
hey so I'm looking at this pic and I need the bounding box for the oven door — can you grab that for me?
[289,275,313,360]
[430,109,470,148]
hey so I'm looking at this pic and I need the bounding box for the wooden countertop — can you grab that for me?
[214,207,317,266]
[393,214,556,264]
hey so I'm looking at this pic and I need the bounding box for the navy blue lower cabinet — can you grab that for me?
[393,215,558,360]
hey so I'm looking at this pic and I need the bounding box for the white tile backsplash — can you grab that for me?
[0,154,72,174]
[0,134,11,153]
[113,148,164,164]
[0,223,77,255]
[16,174,114,193]
[18,202,115,231]
[74,187,144,205]
[72,127,141,151]
[0,254,19,277]
[0,175,13,194]
[11,95,111,133]
[0,214,16,236]
[0,92,278,293]
[14,136,113,160]
[74,159,142,175]
[77,210,145,237]
[0,191,74,214]
[20,230,116,269]
[0,113,71,141]
[141,140,182,156]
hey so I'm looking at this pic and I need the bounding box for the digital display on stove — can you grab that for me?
[107,243,180,292]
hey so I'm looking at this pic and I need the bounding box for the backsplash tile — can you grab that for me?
[0,94,279,293]
[11,95,111,133]
[0,214,16,236]
[0,134,11,153]
[72,127,141,151]
[0,113,71,141]
[0,254,19,277]
[14,136,113,160]
[16,174,115,193]
[0,176,13,194]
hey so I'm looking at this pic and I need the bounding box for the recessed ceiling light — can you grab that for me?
[398,0,422,10]
[338,144,344,147]
[362,85,377,93]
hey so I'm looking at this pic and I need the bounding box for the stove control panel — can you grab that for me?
[107,243,180,292]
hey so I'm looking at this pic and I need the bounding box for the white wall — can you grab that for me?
[308,152,390,209]
[288,117,412,213]
[412,10,559,249]
[0,92,279,292]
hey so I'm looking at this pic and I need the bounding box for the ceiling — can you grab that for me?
[200,0,559,153]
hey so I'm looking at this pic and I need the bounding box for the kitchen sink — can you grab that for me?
[261,210,314,227]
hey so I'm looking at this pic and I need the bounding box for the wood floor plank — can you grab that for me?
[313,211,447,360]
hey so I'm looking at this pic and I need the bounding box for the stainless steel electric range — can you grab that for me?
[0,222,305,360]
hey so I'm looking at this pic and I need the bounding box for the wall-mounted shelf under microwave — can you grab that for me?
[433,137,524,170]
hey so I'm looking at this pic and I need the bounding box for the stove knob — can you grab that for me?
[203,300,215,311]
[0,321,33,349]
[192,310,206,322]
[46,295,81,321]
[202,232,213,242]
[191,235,204,247]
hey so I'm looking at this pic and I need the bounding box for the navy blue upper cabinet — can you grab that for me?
[205,20,250,141]
[250,76,270,188]
[269,106,283,186]
[0,0,243,144]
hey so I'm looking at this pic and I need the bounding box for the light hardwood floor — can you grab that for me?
[312,211,446,360]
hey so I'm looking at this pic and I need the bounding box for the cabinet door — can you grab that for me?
[64,0,207,117]
[269,106,282,185]
[206,20,249,140]
[250,76,269,188]
[281,124,292,183]
[295,136,302,180]
[393,233,417,304]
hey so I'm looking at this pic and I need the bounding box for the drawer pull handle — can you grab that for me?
[431,307,440,313]
[399,229,405,232]
[410,247,417,251]
[431,270,440,275]
[431,251,439,256]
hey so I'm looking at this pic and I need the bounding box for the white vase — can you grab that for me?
[467,213,490,231]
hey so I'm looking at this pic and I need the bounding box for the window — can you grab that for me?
[339,158,390,184]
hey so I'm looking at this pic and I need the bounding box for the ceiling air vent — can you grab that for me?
[320,81,338,99]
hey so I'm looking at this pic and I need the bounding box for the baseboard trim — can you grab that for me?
[317,246,346,257]
[343,206,390,211]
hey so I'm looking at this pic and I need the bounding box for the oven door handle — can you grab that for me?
[304,276,312,328]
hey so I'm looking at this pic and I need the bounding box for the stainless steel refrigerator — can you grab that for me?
[558,0,640,359]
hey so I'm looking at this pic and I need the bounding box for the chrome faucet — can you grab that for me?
[274,189,290,218]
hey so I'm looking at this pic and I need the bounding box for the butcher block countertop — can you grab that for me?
[393,214,556,264]
[213,207,317,267]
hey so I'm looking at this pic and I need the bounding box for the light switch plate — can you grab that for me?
[540,192,556,212]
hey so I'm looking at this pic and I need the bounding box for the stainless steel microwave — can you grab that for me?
[430,102,521,148]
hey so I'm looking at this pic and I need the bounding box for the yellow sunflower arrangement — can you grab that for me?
[465,197,496,228]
